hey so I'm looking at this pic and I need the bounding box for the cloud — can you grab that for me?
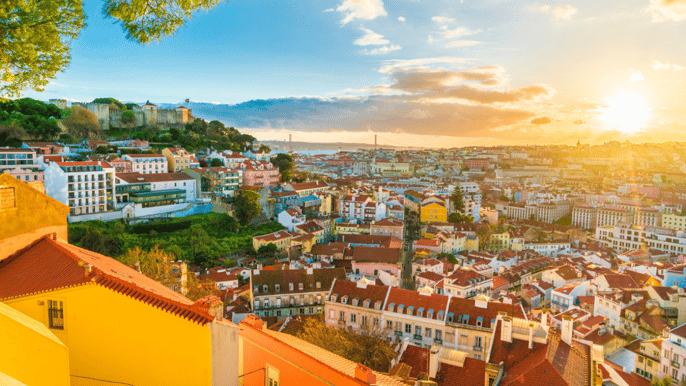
[432,16,455,23]
[439,25,482,39]
[378,57,471,73]
[530,3,577,20]
[427,35,435,44]
[360,45,402,55]
[627,68,645,82]
[323,8,334,12]
[531,117,552,124]
[398,16,406,22]
[337,0,387,25]
[354,28,390,46]
[652,60,684,70]
[528,4,551,13]
[445,40,481,48]
[552,4,578,20]
[573,119,585,125]
[648,0,686,22]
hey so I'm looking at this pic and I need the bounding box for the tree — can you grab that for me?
[61,106,102,139]
[475,224,493,250]
[189,225,219,267]
[451,185,465,214]
[210,158,225,167]
[259,144,271,153]
[235,190,261,226]
[0,0,85,96]
[257,242,278,255]
[271,153,295,182]
[121,110,136,126]
[92,97,125,110]
[436,252,459,265]
[95,145,109,155]
[296,316,396,372]
[2,0,225,96]
[448,212,473,224]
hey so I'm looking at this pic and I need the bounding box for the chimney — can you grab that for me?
[429,346,440,379]
[528,323,535,349]
[541,308,548,327]
[307,267,314,275]
[244,314,264,330]
[561,315,573,346]
[253,269,260,276]
[501,315,512,343]
[355,364,377,385]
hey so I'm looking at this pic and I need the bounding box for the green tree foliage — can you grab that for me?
[95,145,109,154]
[189,224,220,267]
[0,98,62,139]
[235,190,262,226]
[436,252,459,265]
[79,226,123,256]
[0,0,85,97]
[92,97,125,110]
[448,212,473,224]
[257,242,278,255]
[61,105,101,139]
[554,216,572,226]
[59,133,77,144]
[0,122,27,146]
[271,153,295,182]
[259,144,271,153]
[210,158,225,167]
[121,109,136,125]
[451,185,465,213]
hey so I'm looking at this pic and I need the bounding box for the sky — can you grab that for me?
[23,0,686,148]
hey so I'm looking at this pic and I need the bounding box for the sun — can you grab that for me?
[601,91,651,132]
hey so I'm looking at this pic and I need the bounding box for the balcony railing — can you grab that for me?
[473,345,483,352]
[413,334,423,341]
[434,338,443,345]
[672,360,680,369]
[394,331,403,337]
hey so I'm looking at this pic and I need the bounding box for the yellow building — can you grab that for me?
[488,232,510,252]
[163,147,193,172]
[0,173,69,260]
[662,213,686,231]
[421,201,447,224]
[0,181,240,386]
[253,230,295,251]
[0,302,70,386]
[465,236,480,252]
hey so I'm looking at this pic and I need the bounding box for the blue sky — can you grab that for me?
[23,0,686,146]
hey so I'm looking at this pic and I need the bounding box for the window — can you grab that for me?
[339,311,345,320]
[361,315,367,325]
[263,285,268,293]
[415,325,422,336]
[48,300,64,329]
[435,330,442,341]
[289,283,294,291]
[387,320,393,329]
[638,356,644,363]
[474,336,482,348]
[299,283,304,291]
[329,310,334,319]
[405,323,412,333]
[275,284,280,292]
[0,187,16,210]
[266,365,280,386]
[316,282,321,289]
[351,313,357,323]
[425,328,432,338]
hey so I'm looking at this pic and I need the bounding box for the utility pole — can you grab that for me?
[289,134,292,153]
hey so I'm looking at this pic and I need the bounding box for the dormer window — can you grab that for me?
[330,294,338,302]
[299,283,304,291]
[447,312,454,323]
[289,283,294,291]
[363,299,371,308]
[254,285,259,294]
[316,281,321,289]
[374,301,382,310]
[388,303,395,312]
[437,310,444,320]
[398,304,404,313]
[275,284,280,292]
[407,306,414,315]
[263,285,268,293]
[417,308,424,318]
[341,295,349,304]
[476,316,483,327]
[427,309,434,319]
[352,298,359,306]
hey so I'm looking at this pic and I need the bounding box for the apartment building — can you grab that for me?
[238,160,280,187]
[572,205,597,229]
[186,166,241,197]
[206,150,248,168]
[443,268,493,298]
[44,161,115,217]
[370,217,404,239]
[660,324,686,384]
[115,172,196,209]
[596,223,686,254]
[162,147,192,172]
[596,207,633,228]
[250,267,346,319]
[341,194,386,222]
[636,207,662,227]
[104,156,132,173]
[0,148,38,171]
[122,154,168,175]
[662,214,686,231]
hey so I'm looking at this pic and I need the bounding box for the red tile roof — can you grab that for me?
[117,172,193,183]
[328,279,390,307]
[0,236,215,325]
[351,247,401,263]
[387,287,449,321]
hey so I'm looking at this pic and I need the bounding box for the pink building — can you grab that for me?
[24,142,65,155]
[4,167,44,183]
[238,160,279,187]
[370,217,404,239]
[122,154,168,175]
[106,156,133,173]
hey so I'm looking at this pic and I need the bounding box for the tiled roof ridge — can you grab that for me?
[9,236,215,326]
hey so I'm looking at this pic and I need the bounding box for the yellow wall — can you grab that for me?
[0,302,70,386]
[0,174,69,259]
[466,237,479,251]
[4,284,215,386]
[421,202,447,223]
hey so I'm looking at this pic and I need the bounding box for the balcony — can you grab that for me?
[394,331,403,337]
[473,345,483,352]
[413,334,423,341]
[672,360,680,369]
[434,338,443,345]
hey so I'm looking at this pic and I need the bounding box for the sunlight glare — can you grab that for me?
[601,91,651,132]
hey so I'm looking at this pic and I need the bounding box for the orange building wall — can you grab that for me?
[239,322,365,386]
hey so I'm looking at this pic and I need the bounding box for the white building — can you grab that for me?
[596,223,686,254]
[660,324,686,384]
[122,154,168,175]
[278,208,307,231]
[44,160,116,218]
